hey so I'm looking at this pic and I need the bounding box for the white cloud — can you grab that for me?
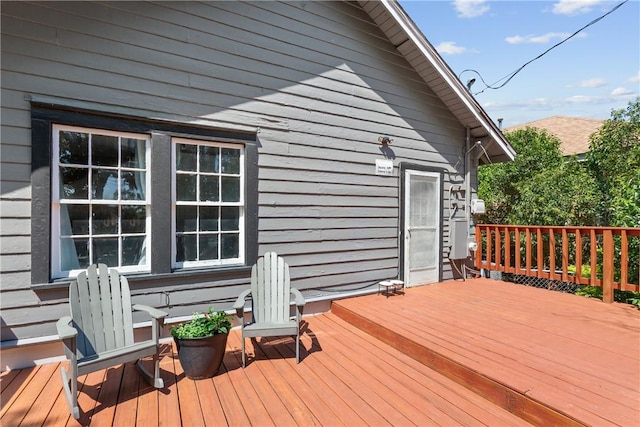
[611,87,634,96]
[483,93,634,112]
[453,0,489,18]
[506,32,585,44]
[482,98,554,111]
[435,41,467,55]
[574,78,607,88]
[566,95,596,103]
[552,0,605,15]
[629,71,640,83]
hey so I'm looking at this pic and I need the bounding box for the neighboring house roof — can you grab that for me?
[505,116,604,156]
[359,0,515,163]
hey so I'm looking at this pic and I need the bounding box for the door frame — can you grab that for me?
[398,163,444,286]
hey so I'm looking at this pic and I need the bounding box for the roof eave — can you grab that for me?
[365,0,516,162]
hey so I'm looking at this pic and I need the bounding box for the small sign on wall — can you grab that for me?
[375,159,394,176]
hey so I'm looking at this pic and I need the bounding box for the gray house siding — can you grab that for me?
[1,1,470,343]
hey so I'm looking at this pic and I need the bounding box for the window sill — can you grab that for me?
[30,265,252,291]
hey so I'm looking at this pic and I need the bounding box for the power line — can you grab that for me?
[460,0,629,95]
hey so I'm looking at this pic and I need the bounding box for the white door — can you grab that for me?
[404,170,441,286]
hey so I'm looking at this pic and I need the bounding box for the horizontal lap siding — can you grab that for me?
[0,1,464,341]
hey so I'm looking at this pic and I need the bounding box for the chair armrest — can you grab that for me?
[56,316,78,340]
[233,289,252,318]
[133,304,167,344]
[57,316,78,362]
[290,288,305,321]
[133,304,168,320]
[290,288,306,307]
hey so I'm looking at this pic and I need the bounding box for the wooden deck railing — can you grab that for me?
[475,225,640,303]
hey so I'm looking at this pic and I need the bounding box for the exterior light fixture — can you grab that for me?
[378,136,393,145]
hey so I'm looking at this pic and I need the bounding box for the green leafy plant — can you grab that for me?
[170,307,232,339]
[575,285,602,299]
[575,286,640,310]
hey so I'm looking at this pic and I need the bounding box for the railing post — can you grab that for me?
[575,230,583,284]
[549,229,556,280]
[475,226,483,271]
[603,229,614,303]
[537,228,544,278]
[505,227,511,273]
[561,228,569,282]
[494,226,501,271]
[515,227,521,275]
[590,229,597,287]
[525,228,532,275]
[621,230,629,290]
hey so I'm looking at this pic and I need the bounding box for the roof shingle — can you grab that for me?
[506,116,604,156]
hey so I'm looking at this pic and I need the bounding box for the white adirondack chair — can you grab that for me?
[56,264,167,419]
[233,252,306,367]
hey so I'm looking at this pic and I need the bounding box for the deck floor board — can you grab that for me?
[1,278,637,426]
[332,278,640,427]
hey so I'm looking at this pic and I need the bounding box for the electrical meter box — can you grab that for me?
[470,199,485,215]
[450,219,469,260]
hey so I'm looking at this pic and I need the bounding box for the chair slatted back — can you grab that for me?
[69,264,134,358]
[250,252,290,324]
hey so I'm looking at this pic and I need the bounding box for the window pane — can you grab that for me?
[60,205,90,236]
[200,206,219,231]
[121,171,146,200]
[176,144,197,171]
[200,146,219,173]
[92,169,118,200]
[53,126,151,276]
[176,206,197,232]
[220,207,239,231]
[60,238,89,270]
[199,234,219,260]
[176,174,197,201]
[122,205,146,233]
[121,138,146,168]
[91,135,118,166]
[122,236,146,266]
[200,175,219,202]
[93,237,119,265]
[172,140,244,269]
[221,148,240,174]
[59,131,88,165]
[221,176,240,202]
[60,167,88,199]
[221,234,239,259]
[176,235,197,262]
[92,205,118,234]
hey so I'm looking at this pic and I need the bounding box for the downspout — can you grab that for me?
[465,126,471,223]
[464,126,472,279]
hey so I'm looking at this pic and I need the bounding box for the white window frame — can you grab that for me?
[172,137,245,269]
[51,124,151,278]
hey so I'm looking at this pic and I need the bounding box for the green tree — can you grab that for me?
[478,127,600,226]
[587,97,640,228]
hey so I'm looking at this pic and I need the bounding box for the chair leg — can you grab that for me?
[153,352,164,388]
[136,356,164,389]
[241,335,246,368]
[60,365,80,419]
[296,333,300,364]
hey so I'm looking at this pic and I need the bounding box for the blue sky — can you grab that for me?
[398,0,640,127]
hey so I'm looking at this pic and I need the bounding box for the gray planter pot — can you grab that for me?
[174,333,229,379]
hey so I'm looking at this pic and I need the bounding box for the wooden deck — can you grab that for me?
[1,278,638,426]
[333,278,640,426]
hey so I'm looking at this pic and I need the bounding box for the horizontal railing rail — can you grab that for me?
[475,225,640,303]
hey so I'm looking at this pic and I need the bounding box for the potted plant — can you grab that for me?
[170,307,232,379]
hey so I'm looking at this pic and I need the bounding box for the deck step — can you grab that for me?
[331,299,585,427]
